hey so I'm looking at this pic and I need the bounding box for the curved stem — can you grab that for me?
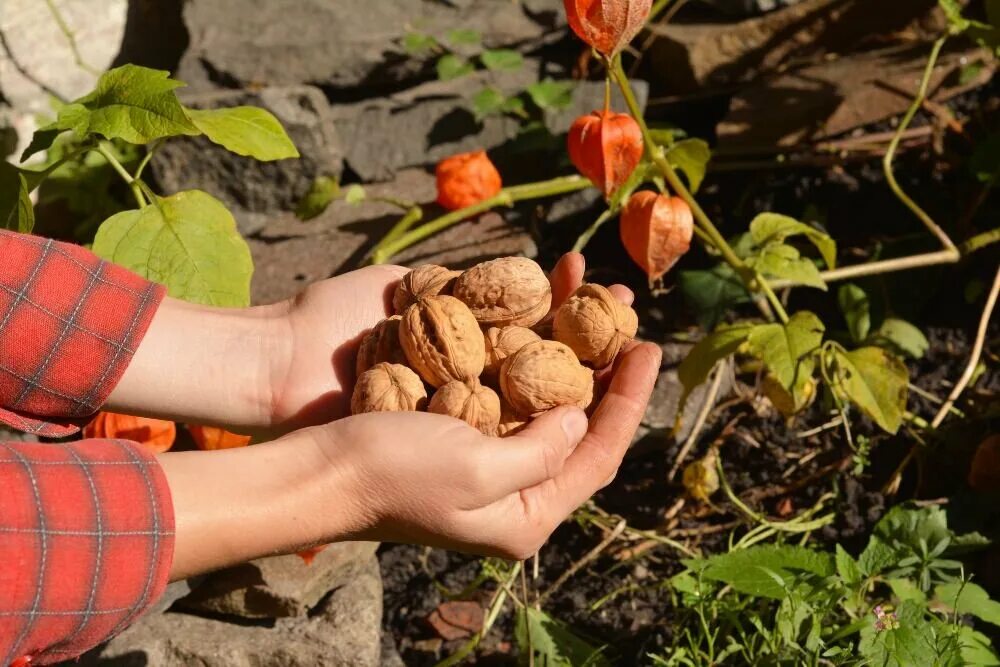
[573,209,614,252]
[97,141,145,208]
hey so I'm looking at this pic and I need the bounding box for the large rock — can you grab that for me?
[646,0,939,93]
[178,541,378,619]
[117,0,564,93]
[81,553,384,667]
[151,85,343,233]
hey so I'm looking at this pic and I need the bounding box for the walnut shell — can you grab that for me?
[453,257,552,328]
[500,340,595,417]
[483,326,541,381]
[429,378,501,435]
[399,295,486,388]
[553,283,638,368]
[351,362,428,414]
[496,399,528,438]
[356,316,407,377]
[393,265,460,314]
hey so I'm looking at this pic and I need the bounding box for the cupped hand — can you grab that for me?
[267,254,633,436]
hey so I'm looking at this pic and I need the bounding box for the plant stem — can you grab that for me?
[608,56,789,324]
[572,209,614,253]
[368,175,589,264]
[97,141,145,208]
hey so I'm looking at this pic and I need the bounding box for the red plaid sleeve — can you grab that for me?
[0,231,165,436]
[0,438,175,666]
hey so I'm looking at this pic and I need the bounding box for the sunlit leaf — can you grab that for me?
[838,284,871,343]
[436,54,475,80]
[515,607,611,667]
[480,49,523,71]
[344,184,366,205]
[872,318,930,359]
[701,545,834,599]
[402,32,438,55]
[295,175,339,221]
[748,243,826,290]
[526,79,575,111]
[186,106,299,161]
[830,346,908,434]
[678,322,754,410]
[746,311,824,409]
[665,139,710,194]
[750,212,837,269]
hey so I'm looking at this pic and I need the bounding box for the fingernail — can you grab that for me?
[561,409,588,445]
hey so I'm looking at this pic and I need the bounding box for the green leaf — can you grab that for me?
[295,175,339,221]
[526,79,575,111]
[678,264,751,329]
[402,32,438,55]
[887,577,927,603]
[446,28,481,47]
[859,600,958,667]
[344,184,366,205]
[748,243,826,290]
[0,163,35,233]
[936,582,1000,627]
[746,311,824,407]
[20,127,62,162]
[92,190,252,307]
[701,545,834,599]
[830,346,908,434]
[471,87,507,121]
[480,49,523,71]
[838,284,871,343]
[436,54,475,80]
[872,318,930,359]
[51,65,199,144]
[958,626,1000,666]
[185,107,299,161]
[835,544,863,586]
[515,607,610,667]
[859,536,899,577]
[970,132,1000,184]
[678,323,753,408]
[664,139,710,194]
[749,212,837,269]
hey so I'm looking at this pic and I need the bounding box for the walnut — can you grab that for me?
[393,264,460,314]
[483,326,541,381]
[399,295,486,387]
[356,316,407,377]
[553,283,638,368]
[500,340,595,417]
[429,378,501,435]
[496,399,528,438]
[351,362,427,414]
[453,257,552,328]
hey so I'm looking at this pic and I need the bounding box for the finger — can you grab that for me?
[549,253,586,309]
[607,284,634,306]
[478,406,588,498]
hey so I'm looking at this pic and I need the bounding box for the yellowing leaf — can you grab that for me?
[93,190,252,307]
[186,106,299,161]
[831,346,908,434]
[750,212,837,269]
[746,311,824,409]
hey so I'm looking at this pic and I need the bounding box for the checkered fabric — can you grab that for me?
[0,232,174,664]
[0,439,175,665]
[0,231,164,436]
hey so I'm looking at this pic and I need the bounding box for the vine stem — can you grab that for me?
[608,56,790,324]
[368,175,589,264]
[96,142,146,208]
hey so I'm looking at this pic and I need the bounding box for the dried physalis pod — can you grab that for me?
[682,449,720,502]
[393,265,461,314]
[496,399,528,438]
[620,191,693,284]
[399,295,486,387]
[429,378,502,436]
[500,340,595,417]
[564,0,653,56]
[567,111,643,198]
[968,435,1000,494]
[484,326,541,381]
[356,316,407,377]
[351,362,428,414]
[453,257,552,329]
[553,284,638,369]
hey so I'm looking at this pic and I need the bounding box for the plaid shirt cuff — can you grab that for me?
[0,231,166,437]
[0,438,175,665]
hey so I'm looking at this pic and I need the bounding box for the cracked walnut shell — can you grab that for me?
[553,283,638,368]
[484,326,541,380]
[429,378,501,435]
[500,340,594,417]
[356,316,407,377]
[393,264,460,314]
[351,363,427,414]
[399,295,486,387]
[453,257,552,328]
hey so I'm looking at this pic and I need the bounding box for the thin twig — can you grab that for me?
[537,519,626,606]
[668,362,725,482]
[931,266,1000,428]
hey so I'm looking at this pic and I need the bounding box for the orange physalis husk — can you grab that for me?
[435,150,503,211]
[84,411,176,454]
[567,110,644,198]
[968,434,1000,494]
[620,190,694,283]
[188,424,252,450]
[296,544,328,565]
[564,0,652,56]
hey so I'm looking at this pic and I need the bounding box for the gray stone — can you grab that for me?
[118,0,563,93]
[247,168,536,305]
[81,553,384,667]
[147,578,204,616]
[178,541,378,619]
[150,85,342,232]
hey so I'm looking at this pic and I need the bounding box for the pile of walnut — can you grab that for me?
[351,257,639,437]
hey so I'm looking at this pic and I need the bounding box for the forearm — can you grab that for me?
[106,297,290,432]
[158,428,354,580]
